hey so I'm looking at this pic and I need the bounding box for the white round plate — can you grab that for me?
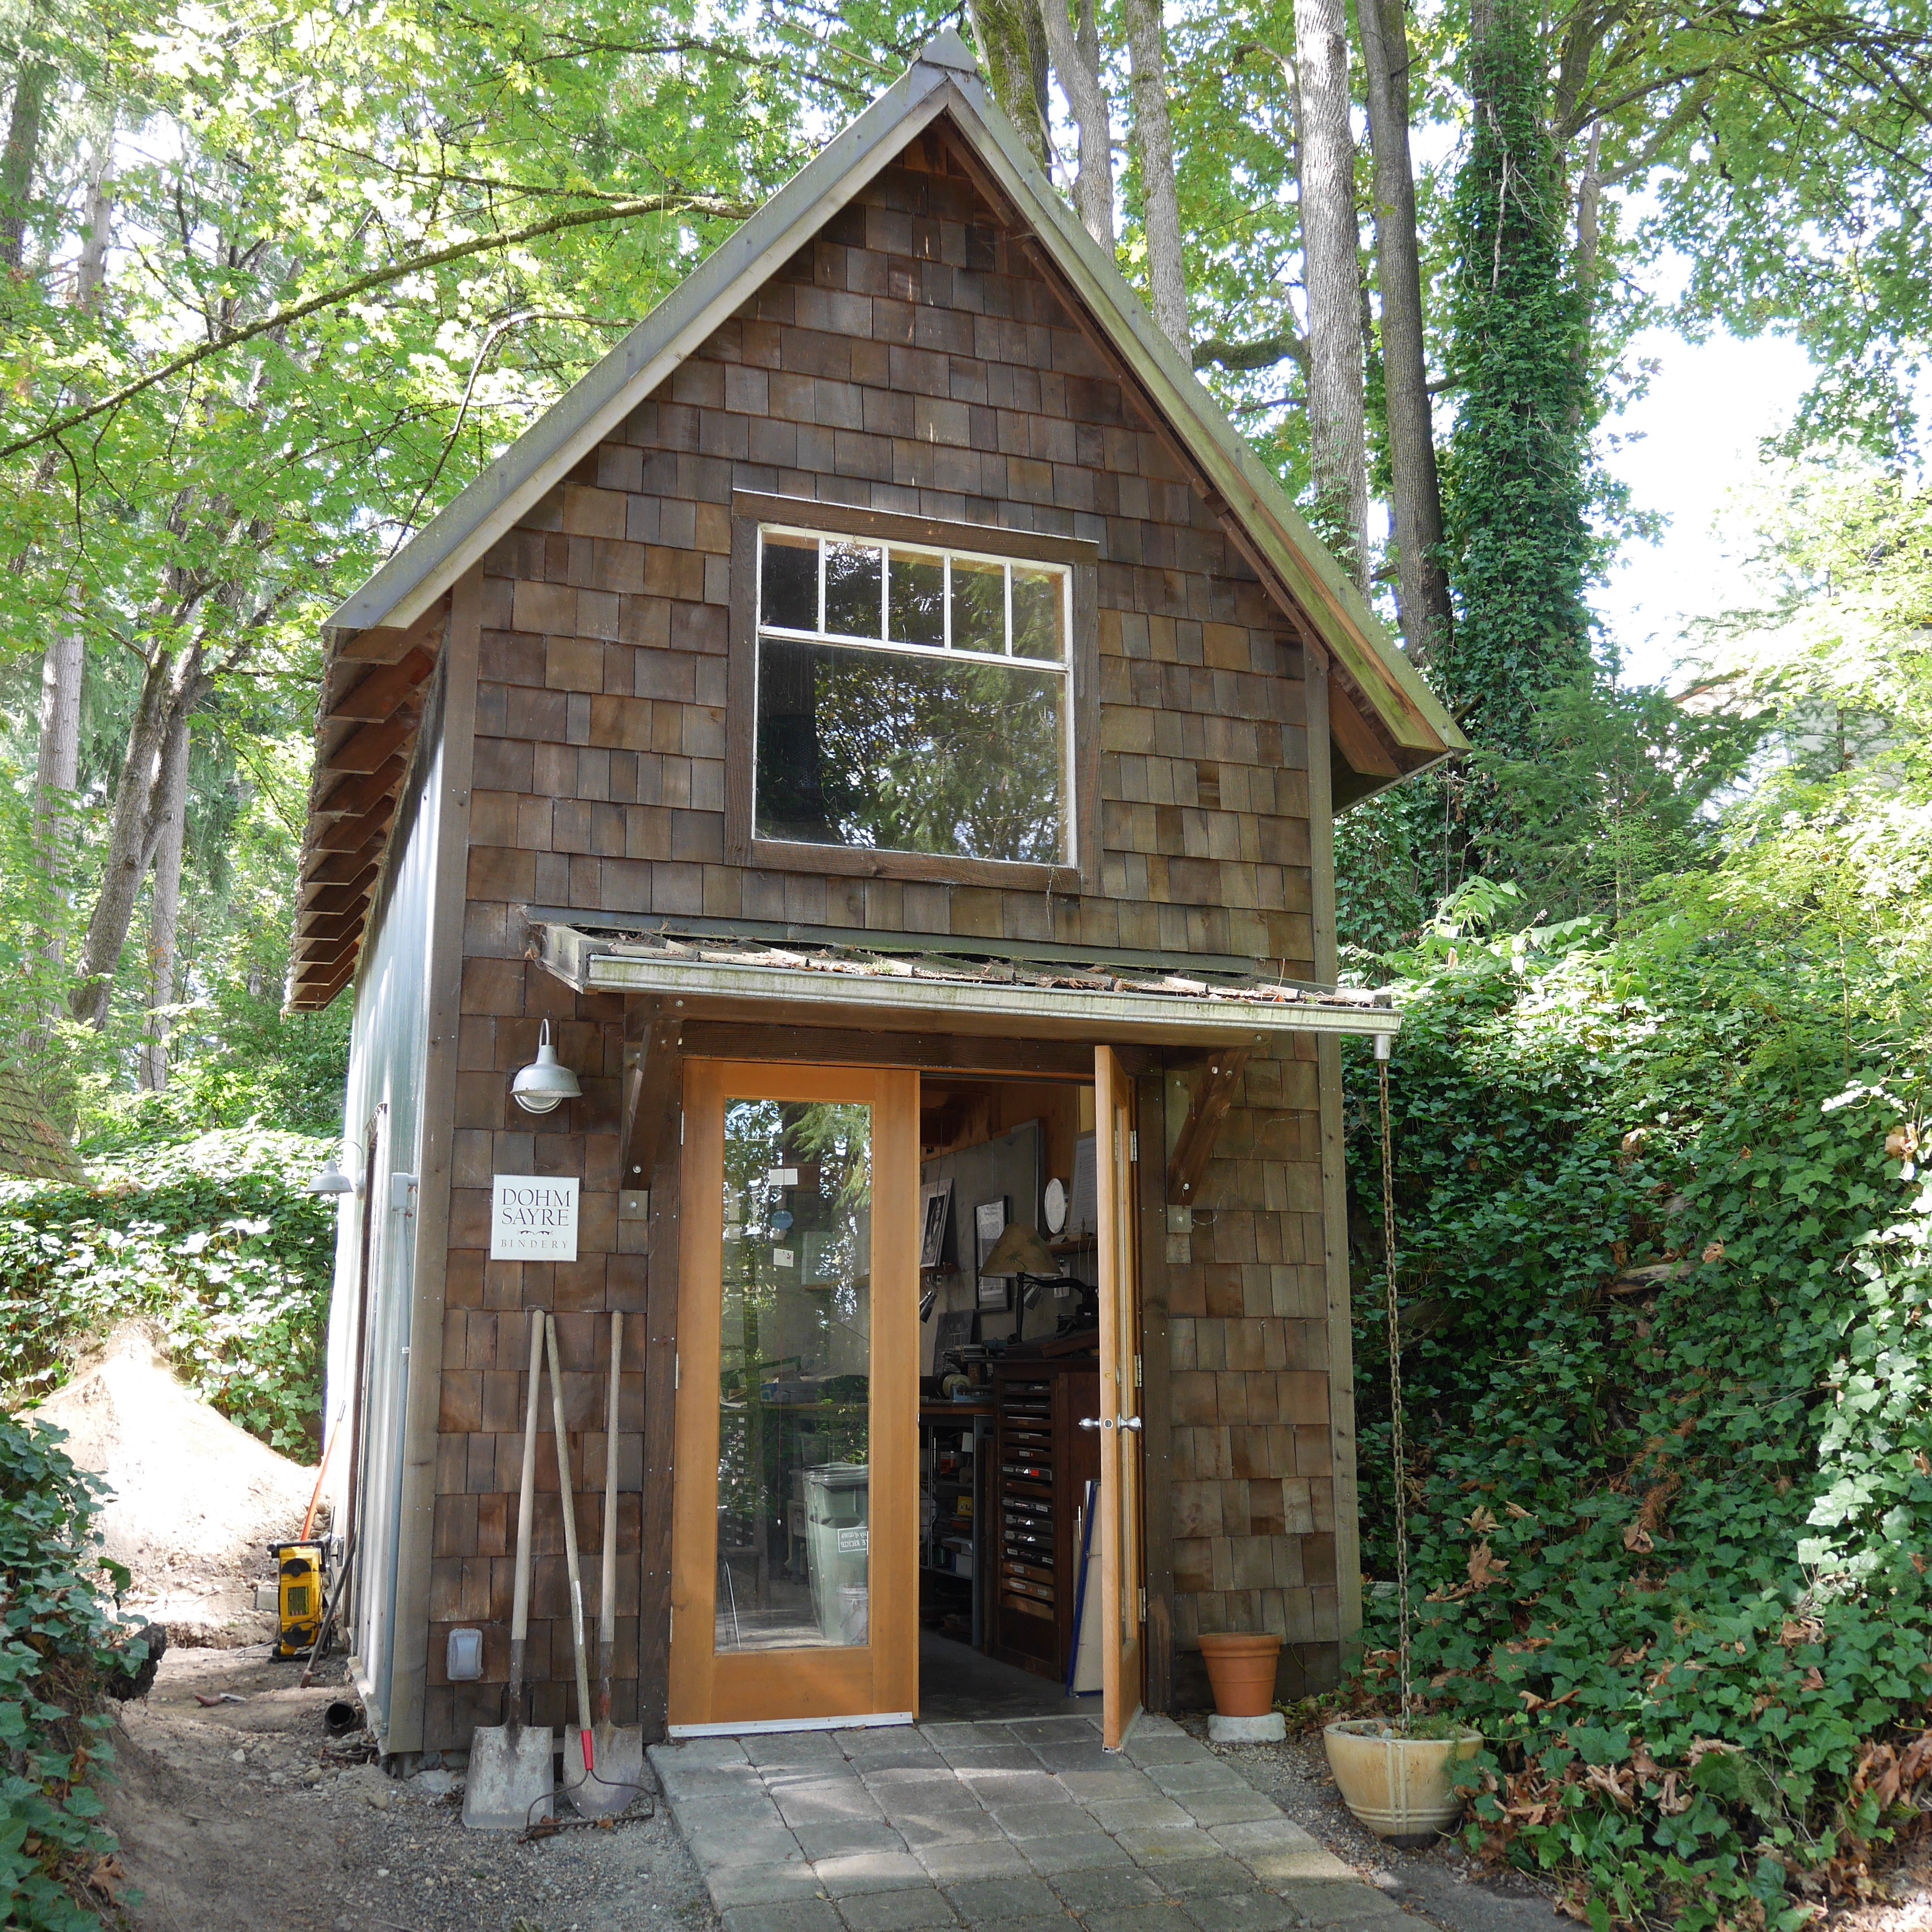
[1043,1176,1068,1236]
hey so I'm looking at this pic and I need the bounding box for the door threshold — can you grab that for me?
[668,1711,916,1738]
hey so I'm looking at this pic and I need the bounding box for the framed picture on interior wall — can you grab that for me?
[974,1197,1009,1312]
[919,1178,954,1271]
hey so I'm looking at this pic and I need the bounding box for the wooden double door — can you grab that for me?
[668,1050,1145,1747]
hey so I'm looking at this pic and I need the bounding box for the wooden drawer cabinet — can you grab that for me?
[991,1353,1100,1682]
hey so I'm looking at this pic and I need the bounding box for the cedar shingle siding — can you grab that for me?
[420,131,1341,1750]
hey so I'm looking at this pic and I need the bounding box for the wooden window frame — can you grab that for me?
[726,491,1101,897]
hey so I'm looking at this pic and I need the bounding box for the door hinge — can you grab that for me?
[679,1110,685,1145]
[674,1353,680,1391]
[1137,1586,1148,1624]
[1134,1353,1143,1389]
[1129,1130,1138,1162]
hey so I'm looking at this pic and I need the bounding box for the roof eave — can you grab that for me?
[918,76,1465,761]
[539,945,1401,1046]
[326,54,958,636]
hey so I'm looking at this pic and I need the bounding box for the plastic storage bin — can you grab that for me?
[803,1463,870,1645]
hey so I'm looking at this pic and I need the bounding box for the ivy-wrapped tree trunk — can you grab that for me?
[1440,0,1595,762]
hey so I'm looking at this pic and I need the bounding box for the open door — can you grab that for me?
[1095,1046,1144,1750]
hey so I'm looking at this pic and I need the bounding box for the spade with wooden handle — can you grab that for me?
[545,1311,598,1803]
[564,1310,644,1816]
[462,1311,554,1830]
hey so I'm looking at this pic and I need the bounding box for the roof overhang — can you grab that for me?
[533,923,1400,1047]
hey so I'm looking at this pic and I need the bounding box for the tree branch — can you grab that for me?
[1193,329,1309,373]
[0,191,753,460]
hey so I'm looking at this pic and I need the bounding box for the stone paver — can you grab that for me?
[651,1713,1424,1932]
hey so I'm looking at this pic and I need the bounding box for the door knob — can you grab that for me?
[1078,1416,1113,1430]
[1117,1416,1143,1433]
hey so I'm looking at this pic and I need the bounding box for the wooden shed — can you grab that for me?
[291,32,1464,1762]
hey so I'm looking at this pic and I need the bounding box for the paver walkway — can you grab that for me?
[649,1714,1420,1932]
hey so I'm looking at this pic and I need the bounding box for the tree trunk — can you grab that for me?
[967,0,1054,173]
[33,614,82,877]
[138,707,189,1091]
[1123,0,1187,352]
[1359,0,1453,661]
[1574,120,1603,304]
[0,58,49,272]
[1039,0,1114,247]
[70,642,203,1029]
[1293,0,1369,589]
[33,156,112,900]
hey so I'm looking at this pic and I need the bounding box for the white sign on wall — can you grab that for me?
[490,1175,581,1261]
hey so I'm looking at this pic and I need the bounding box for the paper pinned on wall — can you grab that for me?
[1069,1134,1097,1238]
[974,1198,1009,1312]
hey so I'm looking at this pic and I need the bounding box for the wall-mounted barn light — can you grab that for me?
[307,1144,361,1197]
[511,1018,583,1116]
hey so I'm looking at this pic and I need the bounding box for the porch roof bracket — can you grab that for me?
[621,999,684,1192]
[1166,1050,1249,1208]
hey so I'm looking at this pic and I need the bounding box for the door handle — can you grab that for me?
[1117,1416,1143,1433]
[1079,1416,1113,1430]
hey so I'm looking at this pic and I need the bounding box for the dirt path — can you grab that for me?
[106,1641,719,1932]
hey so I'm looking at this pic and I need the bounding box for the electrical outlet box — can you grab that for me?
[446,1627,483,1681]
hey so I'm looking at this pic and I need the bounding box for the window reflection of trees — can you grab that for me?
[756,639,1066,863]
[717,1102,872,1566]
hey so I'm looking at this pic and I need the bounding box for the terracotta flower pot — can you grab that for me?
[1197,1632,1282,1718]
[1322,1719,1481,1848]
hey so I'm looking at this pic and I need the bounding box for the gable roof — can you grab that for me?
[328,29,1461,754]
[288,33,1465,1009]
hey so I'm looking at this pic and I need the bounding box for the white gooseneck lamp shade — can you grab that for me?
[308,1153,357,1197]
[511,1018,583,1116]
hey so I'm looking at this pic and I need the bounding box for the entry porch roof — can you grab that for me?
[531,919,1400,1047]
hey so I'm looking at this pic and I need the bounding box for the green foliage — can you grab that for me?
[1470,674,1761,924]
[1439,0,1597,761]
[1342,477,1932,1925]
[0,1412,148,1932]
[0,1130,337,1455]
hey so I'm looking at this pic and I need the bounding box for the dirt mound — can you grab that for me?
[27,1324,318,1641]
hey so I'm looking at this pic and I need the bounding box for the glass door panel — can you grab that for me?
[717,1097,874,1653]
[670,1060,918,1733]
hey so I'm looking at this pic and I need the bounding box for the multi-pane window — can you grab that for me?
[754,526,1073,867]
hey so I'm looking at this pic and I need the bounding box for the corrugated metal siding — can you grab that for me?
[324,726,444,1744]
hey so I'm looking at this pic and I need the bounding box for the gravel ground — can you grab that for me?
[107,1640,718,1932]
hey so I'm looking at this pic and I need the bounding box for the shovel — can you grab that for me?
[564,1309,644,1816]
[462,1311,554,1830]
[545,1312,600,1815]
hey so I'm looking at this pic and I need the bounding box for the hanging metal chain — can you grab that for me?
[1378,1040,1412,1728]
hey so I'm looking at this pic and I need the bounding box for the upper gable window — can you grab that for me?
[753,526,1073,867]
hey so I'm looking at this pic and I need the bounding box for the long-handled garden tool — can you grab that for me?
[545,1311,599,1812]
[462,1311,554,1830]
[564,1310,644,1816]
